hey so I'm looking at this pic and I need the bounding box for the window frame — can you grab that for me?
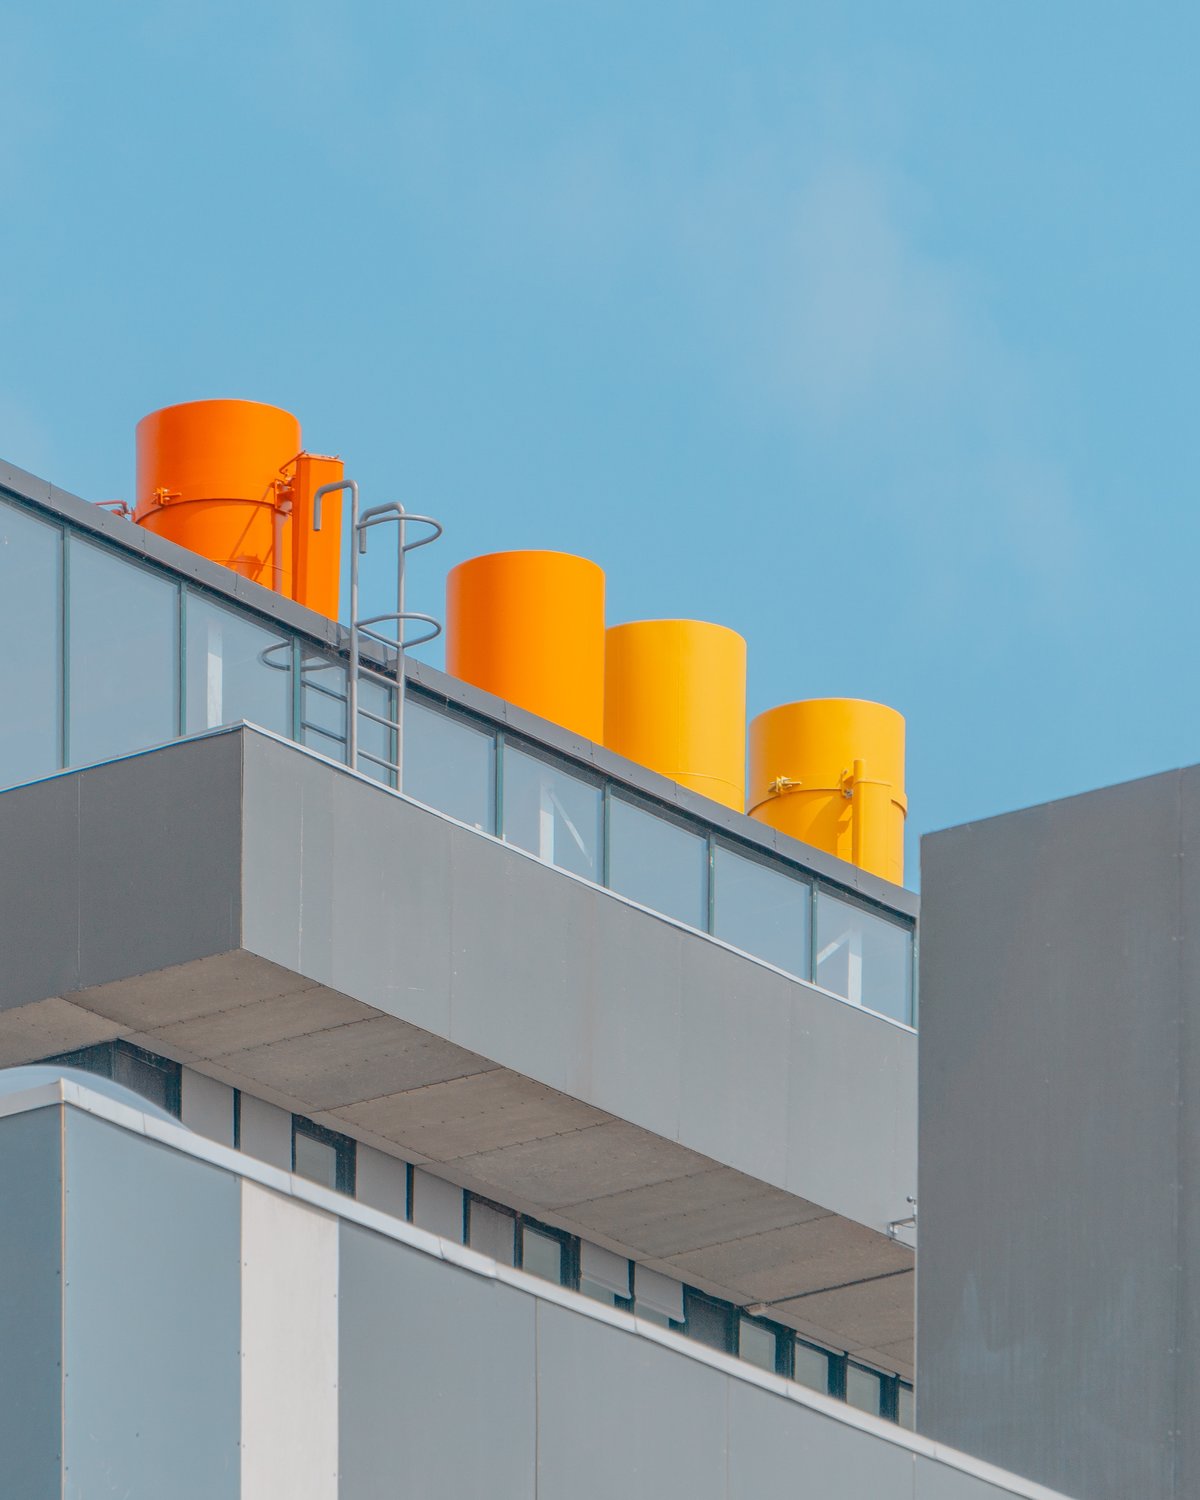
[515,1213,579,1290]
[291,1114,357,1196]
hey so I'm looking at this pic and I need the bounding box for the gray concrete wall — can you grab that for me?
[0,1105,63,1500]
[919,768,1200,1500]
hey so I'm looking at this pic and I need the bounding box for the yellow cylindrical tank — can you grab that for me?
[605,619,746,811]
[748,698,906,884]
[135,399,301,592]
[445,550,606,741]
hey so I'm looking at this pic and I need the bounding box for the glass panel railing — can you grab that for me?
[712,843,811,979]
[184,592,292,737]
[607,795,708,930]
[68,537,178,766]
[403,697,495,833]
[814,889,913,1024]
[0,498,61,786]
[0,492,916,1025]
[501,744,602,882]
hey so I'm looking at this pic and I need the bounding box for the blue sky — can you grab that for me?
[3,3,1197,880]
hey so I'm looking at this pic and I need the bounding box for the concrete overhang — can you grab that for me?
[0,726,916,1373]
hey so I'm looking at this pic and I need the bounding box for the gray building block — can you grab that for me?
[919,768,1192,1500]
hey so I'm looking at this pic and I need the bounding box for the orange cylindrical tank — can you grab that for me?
[445,550,606,740]
[748,698,907,884]
[605,619,746,811]
[135,400,302,592]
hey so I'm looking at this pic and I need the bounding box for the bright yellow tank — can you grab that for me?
[605,619,746,811]
[748,698,906,883]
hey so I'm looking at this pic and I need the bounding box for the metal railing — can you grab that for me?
[313,480,443,781]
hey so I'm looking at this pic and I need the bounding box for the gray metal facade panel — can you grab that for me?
[727,1379,914,1498]
[63,1110,241,1500]
[443,818,609,1106]
[0,732,243,1010]
[0,773,81,1008]
[0,1106,64,1500]
[918,771,1183,1500]
[677,944,793,1185]
[329,763,455,1035]
[75,733,243,986]
[785,980,918,1231]
[338,1222,538,1499]
[913,1456,1024,1500]
[534,1301,728,1500]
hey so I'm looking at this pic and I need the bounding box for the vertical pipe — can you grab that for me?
[850,758,865,870]
[348,483,361,772]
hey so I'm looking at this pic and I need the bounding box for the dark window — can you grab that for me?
[46,1041,182,1117]
[292,1116,356,1195]
[677,1288,734,1353]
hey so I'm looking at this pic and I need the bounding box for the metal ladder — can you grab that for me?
[313,481,443,786]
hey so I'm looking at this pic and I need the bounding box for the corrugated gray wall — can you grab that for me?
[919,768,1200,1499]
